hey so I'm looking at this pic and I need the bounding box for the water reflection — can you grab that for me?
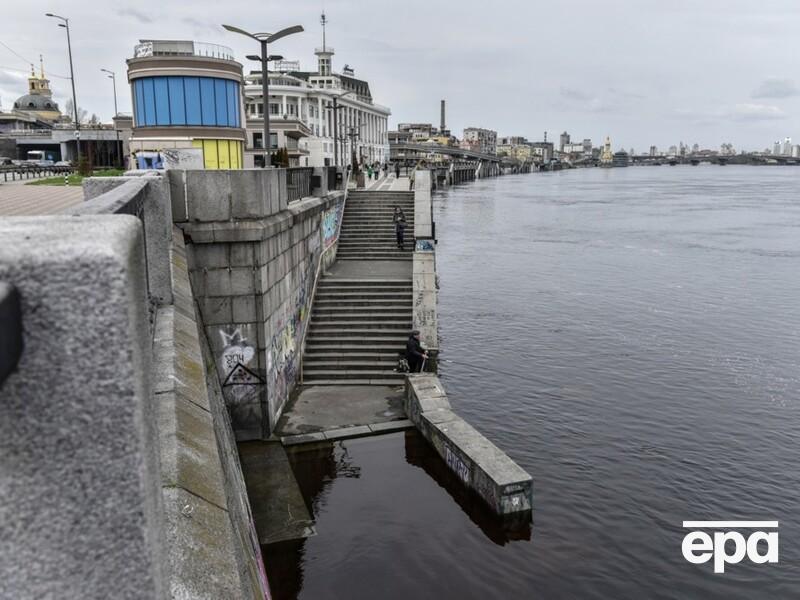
[260,431,531,599]
[403,431,532,545]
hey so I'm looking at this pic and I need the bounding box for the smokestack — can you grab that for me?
[440,99,446,133]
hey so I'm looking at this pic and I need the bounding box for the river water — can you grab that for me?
[265,166,800,599]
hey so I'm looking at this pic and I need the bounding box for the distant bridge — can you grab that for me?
[390,142,502,163]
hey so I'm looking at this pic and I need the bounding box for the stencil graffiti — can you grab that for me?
[219,328,256,375]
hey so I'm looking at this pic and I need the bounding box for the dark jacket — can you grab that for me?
[406,335,425,361]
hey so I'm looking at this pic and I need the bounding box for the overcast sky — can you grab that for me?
[2,1,799,151]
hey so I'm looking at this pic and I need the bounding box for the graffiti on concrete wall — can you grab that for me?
[444,444,470,484]
[265,245,319,419]
[219,328,256,376]
[321,201,343,249]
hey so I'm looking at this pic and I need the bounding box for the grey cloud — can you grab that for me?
[118,8,155,24]
[751,78,798,98]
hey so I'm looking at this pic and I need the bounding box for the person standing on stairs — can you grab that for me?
[393,206,407,250]
[406,330,428,373]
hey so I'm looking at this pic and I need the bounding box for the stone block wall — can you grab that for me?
[177,169,344,440]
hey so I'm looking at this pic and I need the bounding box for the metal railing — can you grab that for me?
[1,165,75,183]
[133,40,234,61]
[299,167,351,383]
[0,282,23,388]
[286,167,314,202]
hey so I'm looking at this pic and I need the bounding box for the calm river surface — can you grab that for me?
[266,166,800,599]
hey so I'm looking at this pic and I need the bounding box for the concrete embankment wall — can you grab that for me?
[174,169,344,440]
[409,170,533,516]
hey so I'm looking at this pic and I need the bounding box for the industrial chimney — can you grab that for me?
[440,99,446,133]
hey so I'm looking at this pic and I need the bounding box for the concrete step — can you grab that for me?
[314,288,413,306]
[302,361,399,371]
[317,278,410,286]
[314,290,412,298]
[313,301,411,309]
[336,255,413,261]
[308,324,411,334]
[300,378,404,386]
[312,308,412,318]
[305,338,407,348]
[311,313,412,323]
[302,369,405,381]
[303,352,400,361]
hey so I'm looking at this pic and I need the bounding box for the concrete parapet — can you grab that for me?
[414,170,433,240]
[405,375,533,516]
[413,251,438,356]
[0,216,166,599]
[79,174,174,308]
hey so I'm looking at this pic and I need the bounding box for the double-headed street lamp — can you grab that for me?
[222,23,303,167]
[100,68,120,167]
[46,12,81,163]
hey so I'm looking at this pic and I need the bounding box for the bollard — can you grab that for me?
[64,171,69,186]
[0,282,23,387]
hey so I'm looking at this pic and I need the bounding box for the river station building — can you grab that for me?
[242,40,390,168]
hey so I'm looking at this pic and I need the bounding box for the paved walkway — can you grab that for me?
[0,183,84,216]
[361,174,411,192]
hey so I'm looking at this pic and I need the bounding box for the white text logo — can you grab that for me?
[682,521,779,573]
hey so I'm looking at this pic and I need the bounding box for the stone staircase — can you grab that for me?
[301,190,415,385]
[336,191,415,261]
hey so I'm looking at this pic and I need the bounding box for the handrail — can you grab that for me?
[298,167,352,384]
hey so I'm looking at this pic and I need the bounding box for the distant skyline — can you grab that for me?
[2,1,799,151]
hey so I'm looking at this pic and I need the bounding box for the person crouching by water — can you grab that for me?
[406,330,428,373]
[393,206,407,250]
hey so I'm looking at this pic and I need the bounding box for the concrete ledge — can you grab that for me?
[413,252,438,354]
[180,191,342,244]
[405,375,533,516]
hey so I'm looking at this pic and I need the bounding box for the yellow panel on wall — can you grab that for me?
[202,140,219,169]
[218,140,231,169]
[191,139,244,170]
[230,141,240,169]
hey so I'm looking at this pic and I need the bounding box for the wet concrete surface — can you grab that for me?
[275,385,409,442]
[239,441,315,545]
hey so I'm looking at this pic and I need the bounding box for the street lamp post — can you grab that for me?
[328,91,353,167]
[46,13,80,164]
[100,68,120,167]
[222,23,303,168]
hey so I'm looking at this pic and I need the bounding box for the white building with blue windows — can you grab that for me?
[127,40,247,169]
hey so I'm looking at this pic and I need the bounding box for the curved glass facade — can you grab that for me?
[133,76,241,128]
